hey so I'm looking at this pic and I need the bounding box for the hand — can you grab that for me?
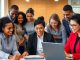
[65,52,73,58]
[19,38,25,46]
[22,52,29,58]
[10,54,21,60]
[39,53,45,58]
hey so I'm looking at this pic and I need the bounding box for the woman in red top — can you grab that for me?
[64,14,80,59]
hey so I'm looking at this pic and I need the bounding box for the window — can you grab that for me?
[68,0,80,13]
[0,0,8,18]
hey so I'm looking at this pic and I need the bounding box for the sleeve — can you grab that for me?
[73,53,80,59]
[0,38,9,59]
[61,24,67,44]
[12,35,20,55]
[64,34,71,53]
[45,25,51,33]
[27,35,32,54]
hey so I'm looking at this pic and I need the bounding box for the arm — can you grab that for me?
[61,25,67,44]
[0,39,9,59]
[12,36,20,55]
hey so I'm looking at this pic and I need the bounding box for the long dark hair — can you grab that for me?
[14,11,27,26]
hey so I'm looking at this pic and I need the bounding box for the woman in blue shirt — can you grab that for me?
[0,17,21,59]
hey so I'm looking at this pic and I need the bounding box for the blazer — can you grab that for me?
[27,32,54,55]
[62,19,71,37]
[64,32,80,59]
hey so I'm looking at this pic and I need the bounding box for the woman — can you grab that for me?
[0,17,21,59]
[64,14,80,59]
[27,17,54,57]
[24,8,35,35]
[14,11,28,54]
[45,13,67,43]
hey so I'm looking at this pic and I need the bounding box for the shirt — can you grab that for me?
[37,35,44,54]
[24,22,35,35]
[0,33,19,59]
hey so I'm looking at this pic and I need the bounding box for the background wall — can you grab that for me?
[8,0,68,23]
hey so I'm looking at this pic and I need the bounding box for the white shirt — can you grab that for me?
[37,35,44,54]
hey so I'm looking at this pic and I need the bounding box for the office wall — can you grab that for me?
[8,0,68,23]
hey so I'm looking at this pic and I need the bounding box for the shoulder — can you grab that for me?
[29,32,37,38]
[44,32,53,37]
[0,33,4,38]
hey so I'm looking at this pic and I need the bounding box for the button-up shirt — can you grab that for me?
[37,35,44,54]
[0,33,19,59]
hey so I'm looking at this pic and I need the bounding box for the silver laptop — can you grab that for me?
[42,42,66,60]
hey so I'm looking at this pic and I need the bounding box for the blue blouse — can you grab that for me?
[0,33,19,59]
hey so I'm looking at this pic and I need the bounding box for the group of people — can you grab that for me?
[0,4,80,60]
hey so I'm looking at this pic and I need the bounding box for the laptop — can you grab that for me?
[42,42,66,60]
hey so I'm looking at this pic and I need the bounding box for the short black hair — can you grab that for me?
[14,11,27,26]
[70,14,80,25]
[34,17,45,28]
[37,16,44,21]
[63,5,73,12]
[26,8,34,15]
[10,5,19,11]
[0,17,14,33]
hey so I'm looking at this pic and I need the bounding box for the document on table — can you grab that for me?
[24,55,44,59]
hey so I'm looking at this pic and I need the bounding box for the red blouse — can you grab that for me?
[64,32,80,59]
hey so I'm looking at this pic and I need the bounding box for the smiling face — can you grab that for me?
[18,14,23,24]
[50,19,58,29]
[35,24,44,37]
[70,20,80,33]
[63,10,73,21]
[9,9,18,20]
[2,22,14,37]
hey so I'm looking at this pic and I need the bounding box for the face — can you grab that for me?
[18,14,23,24]
[26,13,33,22]
[2,23,14,37]
[70,20,80,33]
[63,10,73,21]
[35,24,44,37]
[50,19,58,28]
[9,9,18,20]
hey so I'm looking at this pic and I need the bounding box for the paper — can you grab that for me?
[24,55,44,59]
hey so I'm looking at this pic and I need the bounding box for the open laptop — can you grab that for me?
[42,42,66,60]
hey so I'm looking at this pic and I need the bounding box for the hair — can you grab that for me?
[70,14,80,25]
[0,17,14,33]
[49,13,61,29]
[14,11,27,26]
[37,16,45,22]
[63,5,73,12]
[34,17,45,28]
[10,5,19,11]
[26,8,34,16]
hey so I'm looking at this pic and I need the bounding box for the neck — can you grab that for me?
[4,33,9,38]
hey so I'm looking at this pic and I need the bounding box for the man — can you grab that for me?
[62,5,74,37]
[4,5,19,23]
[26,17,54,56]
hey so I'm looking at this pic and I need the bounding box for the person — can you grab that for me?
[14,11,28,54]
[62,5,75,37]
[64,14,80,59]
[0,17,21,59]
[2,5,19,23]
[24,8,35,35]
[45,13,67,43]
[26,17,54,56]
